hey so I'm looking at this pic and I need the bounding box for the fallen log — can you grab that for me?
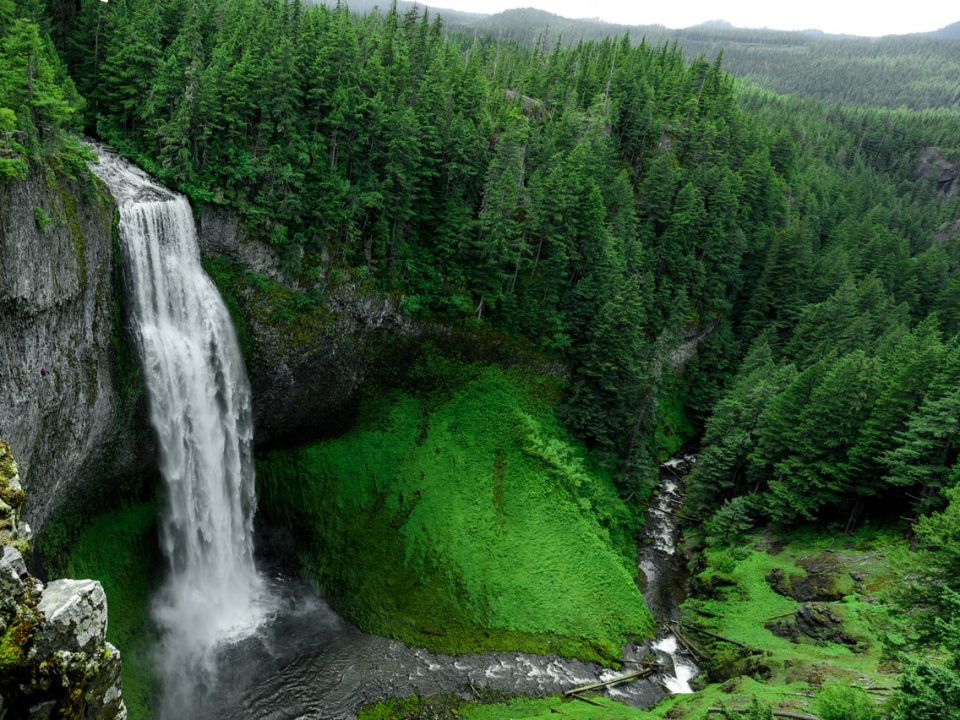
[637,499,701,522]
[666,622,703,659]
[707,708,822,720]
[563,668,655,696]
[680,623,751,649]
[569,693,605,707]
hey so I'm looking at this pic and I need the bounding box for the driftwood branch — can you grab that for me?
[563,668,655,696]
[666,622,703,659]
[569,693,604,707]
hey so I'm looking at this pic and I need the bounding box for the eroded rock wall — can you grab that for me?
[0,168,152,536]
[196,206,411,447]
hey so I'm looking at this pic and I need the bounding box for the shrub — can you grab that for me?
[705,495,759,545]
[33,207,50,230]
[816,682,880,720]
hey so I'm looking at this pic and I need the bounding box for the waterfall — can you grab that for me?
[88,146,273,715]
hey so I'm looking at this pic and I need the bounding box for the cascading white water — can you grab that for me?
[637,454,699,695]
[652,636,697,694]
[88,146,273,715]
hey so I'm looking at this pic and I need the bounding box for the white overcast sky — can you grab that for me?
[426,0,958,36]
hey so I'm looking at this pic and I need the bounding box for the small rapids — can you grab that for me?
[627,453,701,696]
[652,637,697,694]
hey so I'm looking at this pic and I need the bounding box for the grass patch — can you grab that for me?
[351,676,834,720]
[683,528,907,691]
[66,501,160,719]
[462,695,653,719]
[257,359,654,662]
[358,694,472,720]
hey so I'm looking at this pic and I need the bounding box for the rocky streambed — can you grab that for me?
[198,581,667,719]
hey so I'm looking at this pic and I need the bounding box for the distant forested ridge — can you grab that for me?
[462,8,960,111]
[308,3,960,111]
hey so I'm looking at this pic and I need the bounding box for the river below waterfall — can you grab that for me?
[197,578,665,719]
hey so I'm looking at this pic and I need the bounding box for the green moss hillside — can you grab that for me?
[257,358,654,662]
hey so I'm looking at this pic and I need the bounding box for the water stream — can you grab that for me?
[627,454,700,694]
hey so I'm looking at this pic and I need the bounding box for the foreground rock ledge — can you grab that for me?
[0,438,126,719]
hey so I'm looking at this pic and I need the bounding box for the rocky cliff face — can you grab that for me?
[196,207,412,447]
[918,146,960,197]
[195,208,570,450]
[0,168,153,536]
[0,439,126,719]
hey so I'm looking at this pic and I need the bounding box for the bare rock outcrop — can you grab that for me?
[918,146,960,197]
[0,439,126,719]
[0,167,154,536]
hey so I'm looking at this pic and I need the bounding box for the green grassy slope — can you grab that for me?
[257,358,654,662]
[683,529,905,683]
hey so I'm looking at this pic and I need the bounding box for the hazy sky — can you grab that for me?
[426,0,957,36]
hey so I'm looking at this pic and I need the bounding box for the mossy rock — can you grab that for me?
[0,439,18,488]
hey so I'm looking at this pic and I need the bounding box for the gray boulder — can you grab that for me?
[34,578,109,657]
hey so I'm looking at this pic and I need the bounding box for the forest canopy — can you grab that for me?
[24,0,960,512]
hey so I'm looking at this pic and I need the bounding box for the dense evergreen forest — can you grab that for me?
[5,0,960,716]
